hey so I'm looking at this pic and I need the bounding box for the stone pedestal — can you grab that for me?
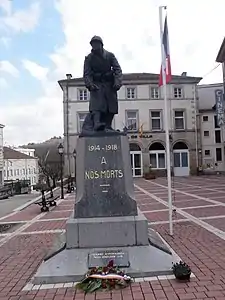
[66,209,149,249]
[32,132,175,285]
[75,133,137,218]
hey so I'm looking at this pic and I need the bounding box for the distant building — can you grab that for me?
[14,147,35,157]
[59,72,202,177]
[198,83,225,173]
[0,124,4,186]
[3,147,39,186]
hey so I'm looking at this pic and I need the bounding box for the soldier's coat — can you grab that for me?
[83,49,122,114]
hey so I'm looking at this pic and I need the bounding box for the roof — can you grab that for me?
[216,37,225,62]
[3,147,37,160]
[58,72,202,89]
[198,82,223,88]
[0,124,5,128]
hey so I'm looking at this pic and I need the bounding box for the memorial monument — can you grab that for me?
[33,36,174,284]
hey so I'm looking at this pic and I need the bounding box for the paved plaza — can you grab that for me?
[1,176,225,299]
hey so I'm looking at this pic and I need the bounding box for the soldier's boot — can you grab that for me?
[105,113,116,132]
[93,111,105,131]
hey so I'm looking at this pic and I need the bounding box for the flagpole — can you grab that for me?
[159,6,173,236]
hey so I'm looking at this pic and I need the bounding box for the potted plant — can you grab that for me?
[143,164,156,180]
[172,261,191,281]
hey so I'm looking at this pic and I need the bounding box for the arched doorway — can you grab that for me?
[149,142,166,169]
[129,143,142,177]
[173,141,189,176]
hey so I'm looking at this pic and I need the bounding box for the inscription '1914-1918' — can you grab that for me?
[85,169,123,180]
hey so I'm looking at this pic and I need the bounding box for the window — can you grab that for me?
[14,170,16,176]
[216,148,222,161]
[150,111,162,131]
[215,130,221,143]
[214,115,220,128]
[174,110,185,130]
[203,116,208,122]
[126,111,138,131]
[205,150,210,156]
[78,89,88,101]
[149,151,165,169]
[126,87,136,99]
[78,112,88,132]
[23,169,25,175]
[17,169,19,175]
[173,87,183,98]
[10,170,13,176]
[204,131,209,137]
[150,87,159,99]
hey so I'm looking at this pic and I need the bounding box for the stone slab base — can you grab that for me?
[32,244,174,285]
[66,209,149,248]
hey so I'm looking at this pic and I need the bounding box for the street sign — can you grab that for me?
[215,89,225,126]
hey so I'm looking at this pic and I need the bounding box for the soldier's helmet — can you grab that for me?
[90,36,103,46]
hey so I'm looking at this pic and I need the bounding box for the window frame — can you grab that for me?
[125,110,139,131]
[216,147,222,162]
[78,88,88,101]
[173,86,183,99]
[149,150,166,169]
[202,115,208,122]
[77,112,88,133]
[174,110,185,130]
[203,131,210,137]
[126,87,137,100]
[204,149,210,156]
[150,86,159,99]
[150,110,162,131]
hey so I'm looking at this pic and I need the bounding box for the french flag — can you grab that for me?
[159,16,172,87]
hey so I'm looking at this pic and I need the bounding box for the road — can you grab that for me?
[0,192,41,218]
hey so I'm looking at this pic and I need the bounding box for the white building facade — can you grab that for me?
[59,73,202,177]
[3,147,39,186]
[0,124,4,186]
[14,148,35,157]
[198,83,225,173]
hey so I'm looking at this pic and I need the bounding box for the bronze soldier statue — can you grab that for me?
[81,36,122,134]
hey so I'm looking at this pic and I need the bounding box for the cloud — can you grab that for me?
[2,0,225,146]
[1,2,40,33]
[0,0,11,15]
[52,0,225,83]
[22,60,49,81]
[0,78,8,88]
[0,60,19,77]
[0,36,11,47]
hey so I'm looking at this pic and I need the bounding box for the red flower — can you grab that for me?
[107,260,114,268]
[102,266,109,273]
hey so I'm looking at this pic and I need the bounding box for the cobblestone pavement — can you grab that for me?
[1,176,225,299]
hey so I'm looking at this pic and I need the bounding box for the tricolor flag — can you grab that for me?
[159,15,172,87]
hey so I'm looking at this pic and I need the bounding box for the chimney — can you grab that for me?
[66,74,72,80]
[181,72,187,76]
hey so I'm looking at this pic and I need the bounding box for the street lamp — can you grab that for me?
[58,143,64,199]
[73,149,76,186]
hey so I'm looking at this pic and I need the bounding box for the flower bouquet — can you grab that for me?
[76,260,132,293]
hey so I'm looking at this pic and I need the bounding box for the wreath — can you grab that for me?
[76,260,132,293]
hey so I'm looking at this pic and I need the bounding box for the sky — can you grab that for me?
[0,0,225,146]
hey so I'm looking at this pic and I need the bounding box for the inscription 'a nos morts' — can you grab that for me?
[74,134,138,218]
[85,169,123,180]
